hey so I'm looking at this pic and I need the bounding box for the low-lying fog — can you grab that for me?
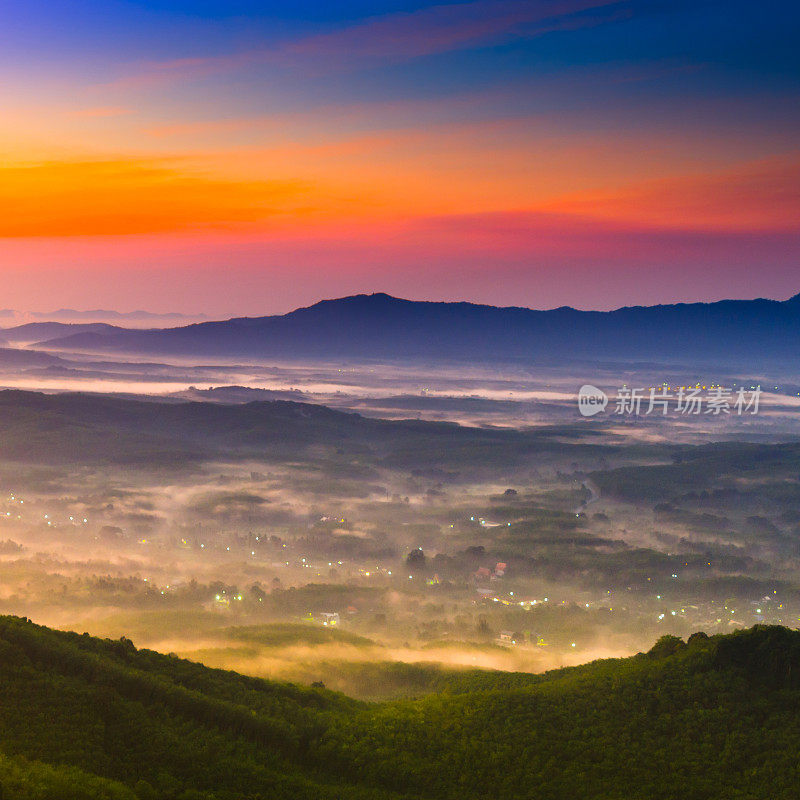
[2,343,800,437]
[0,344,799,697]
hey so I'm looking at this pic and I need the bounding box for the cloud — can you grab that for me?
[106,0,621,89]
[67,107,134,118]
[4,145,794,242]
[281,0,617,65]
[544,155,800,231]
[0,158,310,237]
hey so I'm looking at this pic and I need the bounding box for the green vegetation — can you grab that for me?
[0,616,382,800]
[3,617,800,798]
[222,622,375,648]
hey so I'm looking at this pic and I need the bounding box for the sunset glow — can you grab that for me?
[1,0,797,313]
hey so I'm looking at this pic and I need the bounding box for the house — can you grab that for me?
[320,612,340,626]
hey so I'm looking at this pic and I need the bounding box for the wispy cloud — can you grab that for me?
[0,158,310,237]
[544,155,800,231]
[67,106,134,118]
[105,0,622,89]
[281,0,619,65]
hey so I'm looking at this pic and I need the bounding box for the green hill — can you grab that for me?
[1,616,800,799]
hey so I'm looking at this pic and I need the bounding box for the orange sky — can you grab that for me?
[1,0,798,313]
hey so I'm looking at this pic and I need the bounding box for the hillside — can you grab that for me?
[1,618,800,798]
[0,389,602,466]
[0,615,382,800]
[26,292,800,365]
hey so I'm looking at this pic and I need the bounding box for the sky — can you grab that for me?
[0,0,798,315]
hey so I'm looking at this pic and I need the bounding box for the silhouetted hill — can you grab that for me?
[32,292,800,365]
[2,321,125,345]
[0,348,65,368]
[0,389,594,467]
[2,617,800,798]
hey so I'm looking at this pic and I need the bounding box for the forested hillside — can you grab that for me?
[1,618,800,798]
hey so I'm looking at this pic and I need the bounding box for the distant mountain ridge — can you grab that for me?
[18,291,800,364]
[1,321,126,345]
[0,308,206,324]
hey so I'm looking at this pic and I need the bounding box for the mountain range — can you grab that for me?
[3,292,800,365]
